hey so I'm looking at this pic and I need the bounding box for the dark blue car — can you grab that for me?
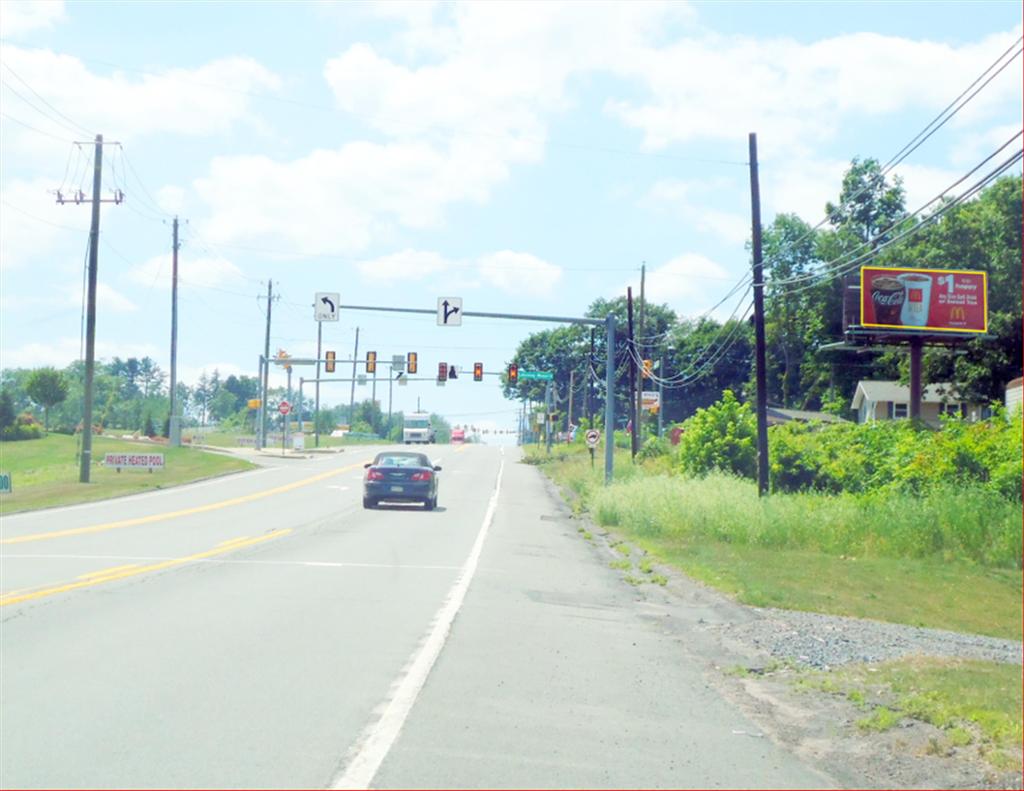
[363,451,441,510]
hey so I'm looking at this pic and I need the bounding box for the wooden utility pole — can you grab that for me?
[567,370,575,437]
[260,281,273,449]
[168,216,181,446]
[748,133,770,496]
[56,135,122,482]
[636,263,646,448]
[588,328,595,427]
[627,286,638,459]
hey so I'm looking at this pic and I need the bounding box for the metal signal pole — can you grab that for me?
[748,133,770,497]
[259,281,273,449]
[168,216,181,446]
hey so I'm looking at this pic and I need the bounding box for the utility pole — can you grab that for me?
[259,281,274,450]
[626,286,638,459]
[658,354,665,438]
[57,134,123,483]
[168,216,181,447]
[544,380,552,453]
[349,327,359,422]
[748,132,770,497]
[636,263,646,450]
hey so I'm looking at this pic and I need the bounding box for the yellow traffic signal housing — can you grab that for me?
[473,362,483,381]
[366,351,377,374]
[642,359,653,378]
[507,364,518,385]
[407,352,418,374]
[325,350,336,373]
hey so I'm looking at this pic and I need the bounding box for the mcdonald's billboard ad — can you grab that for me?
[860,267,987,334]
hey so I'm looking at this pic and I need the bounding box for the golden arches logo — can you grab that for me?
[950,306,967,322]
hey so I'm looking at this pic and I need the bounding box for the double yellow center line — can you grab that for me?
[0,530,291,607]
[1,460,369,545]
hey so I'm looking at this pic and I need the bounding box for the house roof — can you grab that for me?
[851,381,966,409]
[766,407,848,424]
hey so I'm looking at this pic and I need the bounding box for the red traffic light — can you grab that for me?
[438,362,448,381]
[473,362,483,382]
[507,364,518,385]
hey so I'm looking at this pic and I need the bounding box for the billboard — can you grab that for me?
[860,267,987,333]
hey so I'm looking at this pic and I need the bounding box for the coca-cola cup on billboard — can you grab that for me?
[870,275,905,325]
[898,273,933,327]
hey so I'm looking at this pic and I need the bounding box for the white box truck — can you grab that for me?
[403,412,435,444]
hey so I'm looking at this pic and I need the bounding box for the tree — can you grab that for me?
[0,390,15,430]
[25,367,69,431]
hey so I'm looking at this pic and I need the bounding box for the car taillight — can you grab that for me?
[411,471,433,481]
[367,469,385,480]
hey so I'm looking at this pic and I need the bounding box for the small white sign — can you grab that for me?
[641,390,661,411]
[437,296,462,326]
[357,374,367,386]
[292,434,305,450]
[104,453,165,472]
[398,373,408,387]
[585,429,601,448]
[315,292,340,322]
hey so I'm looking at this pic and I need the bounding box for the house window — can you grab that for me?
[939,402,965,417]
[892,403,909,419]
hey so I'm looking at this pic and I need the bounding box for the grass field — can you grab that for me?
[526,445,1022,640]
[0,434,255,514]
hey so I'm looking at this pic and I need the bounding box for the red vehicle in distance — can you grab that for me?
[450,428,466,444]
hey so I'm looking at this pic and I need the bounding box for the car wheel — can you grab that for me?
[424,496,436,511]
[363,497,376,509]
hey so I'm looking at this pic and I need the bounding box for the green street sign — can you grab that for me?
[519,370,553,381]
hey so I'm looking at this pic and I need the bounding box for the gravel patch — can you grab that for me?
[710,607,1024,670]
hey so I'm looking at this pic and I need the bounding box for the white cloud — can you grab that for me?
[479,251,562,298]
[0,0,65,36]
[1,46,281,142]
[356,249,453,282]
[94,283,138,313]
[607,28,1022,153]
[156,186,186,215]
[0,178,90,270]
[127,253,242,291]
[0,337,160,369]
[621,253,738,320]
[644,178,750,245]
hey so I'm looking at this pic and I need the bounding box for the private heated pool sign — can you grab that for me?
[104,453,165,472]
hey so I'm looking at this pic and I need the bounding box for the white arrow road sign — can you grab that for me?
[315,292,340,322]
[438,297,462,326]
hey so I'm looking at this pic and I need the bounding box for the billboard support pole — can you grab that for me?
[909,337,923,422]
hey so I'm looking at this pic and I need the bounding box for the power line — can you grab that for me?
[0,111,75,142]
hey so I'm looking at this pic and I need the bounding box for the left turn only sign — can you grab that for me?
[315,292,340,322]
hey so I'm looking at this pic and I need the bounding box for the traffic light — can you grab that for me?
[642,359,653,378]
[507,364,518,385]
[473,362,483,382]
[407,352,418,374]
[325,350,336,373]
[366,351,377,374]
[438,362,448,381]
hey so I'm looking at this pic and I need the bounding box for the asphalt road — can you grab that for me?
[0,444,831,789]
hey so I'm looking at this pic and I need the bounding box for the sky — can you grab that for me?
[1,0,1021,437]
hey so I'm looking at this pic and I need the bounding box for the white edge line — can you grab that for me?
[331,458,505,790]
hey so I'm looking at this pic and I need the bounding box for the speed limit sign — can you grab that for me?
[585,429,601,448]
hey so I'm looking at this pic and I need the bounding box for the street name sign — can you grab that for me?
[519,370,554,381]
[315,292,340,322]
[438,297,462,326]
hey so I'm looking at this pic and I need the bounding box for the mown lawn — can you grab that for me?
[0,434,254,514]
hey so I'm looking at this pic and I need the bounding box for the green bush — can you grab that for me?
[676,390,756,479]
[768,413,1022,502]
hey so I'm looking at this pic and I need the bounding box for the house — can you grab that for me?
[765,407,848,426]
[851,381,987,427]
[1006,377,1023,414]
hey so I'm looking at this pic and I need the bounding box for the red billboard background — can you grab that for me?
[860,267,987,333]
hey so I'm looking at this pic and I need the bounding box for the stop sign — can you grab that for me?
[278,400,291,416]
